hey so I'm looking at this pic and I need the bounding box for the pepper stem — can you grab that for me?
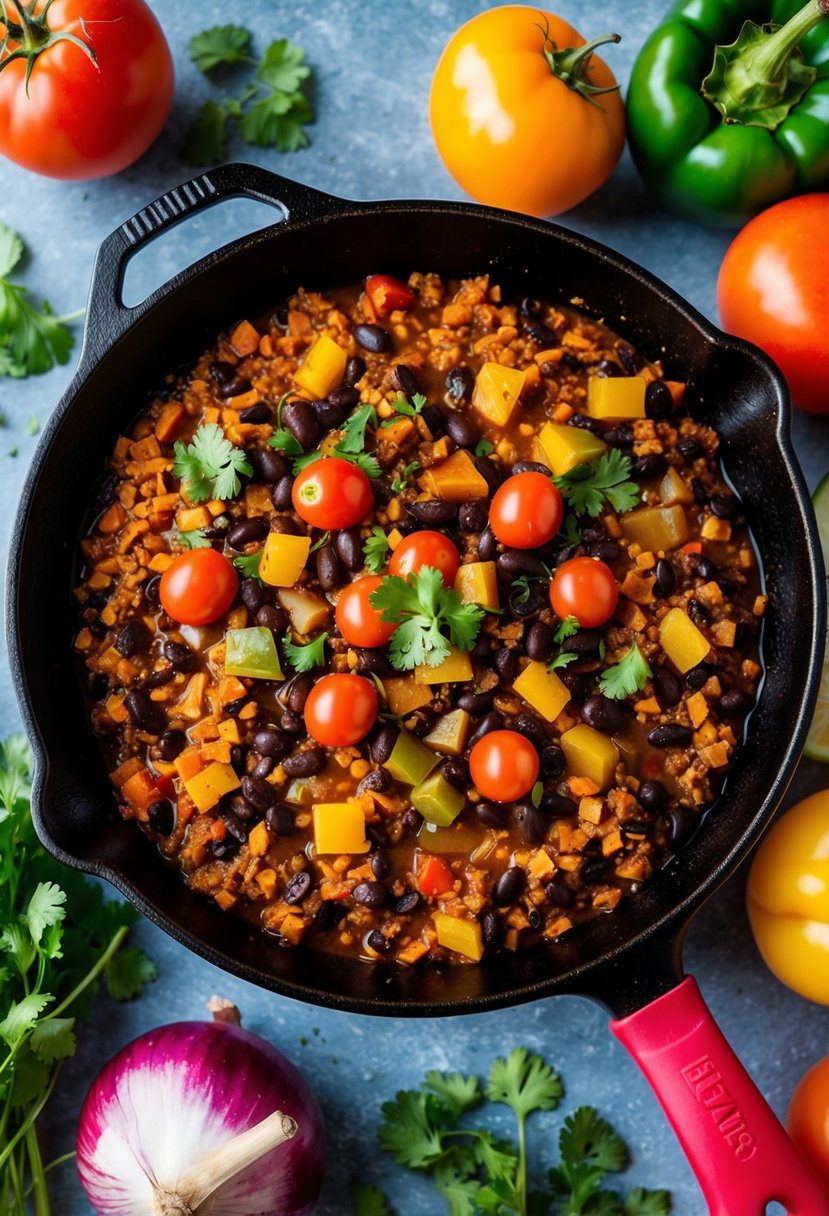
[701,0,829,129]
[536,18,621,109]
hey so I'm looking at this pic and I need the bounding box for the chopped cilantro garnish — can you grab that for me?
[380,391,427,427]
[173,422,252,503]
[283,631,328,673]
[391,460,421,494]
[309,530,331,554]
[178,528,212,550]
[363,526,391,574]
[369,568,484,670]
[337,404,377,454]
[598,643,652,700]
[269,427,303,456]
[475,438,495,458]
[553,615,580,644]
[548,652,578,671]
[554,450,640,517]
[233,550,264,580]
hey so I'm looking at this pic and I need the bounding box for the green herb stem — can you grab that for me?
[44,925,129,1023]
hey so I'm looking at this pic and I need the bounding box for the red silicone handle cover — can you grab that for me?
[611,977,829,1216]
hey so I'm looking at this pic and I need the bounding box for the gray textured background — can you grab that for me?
[1,2,828,1212]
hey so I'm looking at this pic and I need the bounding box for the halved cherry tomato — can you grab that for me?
[303,673,379,747]
[388,531,460,587]
[366,274,415,316]
[417,854,455,897]
[788,1057,829,1188]
[489,472,563,549]
[335,576,396,648]
[550,556,618,628]
[292,458,373,530]
[159,548,238,626]
[469,730,540,803]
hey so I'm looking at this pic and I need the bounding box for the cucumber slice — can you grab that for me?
[803,473,829,762]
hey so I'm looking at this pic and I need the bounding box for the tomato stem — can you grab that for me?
[0,0,96,92]
[536,19,621,109]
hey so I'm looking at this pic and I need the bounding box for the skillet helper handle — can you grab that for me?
[82,163,338,366]
[611,976,829,1216]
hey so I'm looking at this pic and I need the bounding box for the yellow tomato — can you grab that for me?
[746,790,829,1004]
[429,6,625,217]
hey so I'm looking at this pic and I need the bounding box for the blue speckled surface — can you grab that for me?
[2,2,829,1212]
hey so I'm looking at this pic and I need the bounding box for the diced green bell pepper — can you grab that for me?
[225,627,284,680]
[411,770,465,827]
[383,730,438,786]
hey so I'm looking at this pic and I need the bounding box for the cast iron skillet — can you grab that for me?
[7,164,827,1214]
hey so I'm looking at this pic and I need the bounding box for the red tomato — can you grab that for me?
[717,195,829,413]
[335,576,396,648]
[489,472,563,549]
[417,854,455,897]
[388,531,460,587]
[292,458,373,530]
[550,556,618,628]
[788,1057,829,1188]
[159,549,238,626]
[0,0,173,180]
[469,730,540,803]
[366,274,415,316]
[303,674,379,747]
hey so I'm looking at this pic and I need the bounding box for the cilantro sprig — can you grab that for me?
[554,451,640,518]
[174,423,252,503]
[286,402,383,478]
[380,391,427,428]
[363,526,391,574]
[233,549,264,580]
[369,568,484,670]
[179,528,212,550]
[599,643,652,701]
[283,631,328,673]
[184,27,314,164]
[0,222,79,378]
[391,460,420,494]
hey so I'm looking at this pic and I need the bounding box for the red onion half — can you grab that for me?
[77,1020,325,1216]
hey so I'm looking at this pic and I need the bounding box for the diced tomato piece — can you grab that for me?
[417,854,454,897]
[366,274,415,316]
[681,541,703,555]
[121,769,163,811]
[154,773,176,800]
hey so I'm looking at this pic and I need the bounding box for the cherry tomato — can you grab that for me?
[429,7,625,217]
[489,472,563,549]
[0,0,173,180]
[292,458,373,530]
[469,730,540,803]
[303,674,379,747]
[335,576,396,648]
[788,1057,829,1189]
[550,556,618,628]
[366,274,415,316]
[159,549,238,626]
[388,531,460,587]
[417,854,455,898]
[718,195,829,413]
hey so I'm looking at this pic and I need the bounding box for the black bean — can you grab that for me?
[158,728,186,761]
[209,358,236,384]
[678,436,703,462]
[315,900,346,930]
[241,775,278,811]
[271,474,294,511]
[345,356,366,388]
[616,342,642,374]
[683,664,709,691]
[284,871,312,905]
[283,400,320,450]
[457,689,493,714]
[278,710,303,736]
[654,558,676,598]
[394,890,421,915]
[93,468,120,507]
[333,528,363,571]
[497,550,547,582]
[256,604,288,633]
[596,358,624,378]
[523,318,557,345]
[477,801,509,829]
[89,673,109,701]
[639,779,668,811]
[217,377,253,400]
[115,619,149,657]
[408,499,458,525]
[252,448,289,485]
[283,748,326,777]
[632,453,668,480]
[481,909,505,951]
[603,424,634,450]
[475,457,502,496]
[622,820,650,837]
[367,929,390,955]
[512,460,551,476]
[541,745,566,779]
[477,527,497,562]
[445,365,474,402]
[162,640,194,673]
[230,746,248,775]
[251,728,288,760]
[525,621,554,662]
[372,475,394,506]
[687,598,712,627]
[691,478,708,506]
[124,690,166,735]
[513,802,546,845]
[468,711,502,747]
[514,713,546,746]
[494,648,518,682]
[421,405,446,439]
[370,722,398,764]
[240,403,272,424]
[568,412,603,435]
[645,379,674,421]
[528,908,543,929]
[252,756,275,780]
[685,553,715,582]
[411,715,433,739]
[371,850,392,880]
[313,399,345,430]
[444,409,478,448]
[442,758,469,789]
[238,581,264,618]
[143,666,175,691]
[221,811,249,845]
[582,695,627,736]
[353,881,389,908]
[719,688,754,716]
[456,499,488,534]
[211,837,240,860]
[327,385,360,412]
[285,674,313,714]
[560,670,589,704]
[648,723,693,748]
[316,543,342,591]
[366,822,391,849]
[580,856,610,885]
[546,877,574,907]
[266,804,295,836]
[589,540,621,564]
[493,866,525,906]
[147,800,174,835]
[582,523,606,544]
[394,363,420,398]
[509,585,543,619]
[354,323,391,353]
[357,767,392,795]
[667,805,696,848]
[227,517,268,550]
[717,574,742,598]
[355,649,394,676]
[710,491,740,520]
[562,630,602,655]
[652,666,682,708]
[540,792,578,817]
[519,296,542,319]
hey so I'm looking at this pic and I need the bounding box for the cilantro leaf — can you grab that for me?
[350,1182,393,1216]
[29,1017,76,1065]
[486,1048,563,1121]
[0,280,75,378]
[239,39,314,152]
[364,526,391,574]
[0,222,23,278]
[189,24,253,72]
[233,550,264,580]
[475,438,494,458]
[548,652,578,671]
[256,36,312,95]
[378,1088,448,1169]
[370,569,484,670]
[283,631,328,673]
[26,882,66,947]
[337,404,377,454]
[598,643,652,701]
[553,615,579,644]
[391,460,420,494]
[624,1188,672,1216]
[554,451,640,518]
[174,422,252,503]
[183,99,230,166]
[309,530,331,554]
[179,528,212,550]
[0,994,53,1047]
[269,427,304,456]
[424,1070,481,1121]
[347,450,382,479]
[105,946,158,1001]
[381,391,426,426]
[560,1106,628,1174]
[292,448,324,474]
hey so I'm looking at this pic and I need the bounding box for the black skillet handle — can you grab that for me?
[80,163,341,370]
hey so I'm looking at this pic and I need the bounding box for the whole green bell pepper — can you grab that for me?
[627,0,829,225]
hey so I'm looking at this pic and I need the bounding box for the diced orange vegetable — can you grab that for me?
[175,506,212,532]
[260,533,311,588]
[561,724,619,792]
[382,678,433,716]
[174,745,205,783]
[620,505,688,552]
[659,608,711,673]
[418,450,489,501]
[587,376,646,420]
[110,757,144,787]
[121,769,163,812]
[471,362,526,426]
[154,403,185,443]
[277,587,330,634]
[294,333,347,399]
[414,647,473,685]
[454,561,499,609]
[98,503,127,534]
[513,662,571,723]
[313,802,370,855]
[536,420,607,476]
[433,913,484,961]
[248,820,270,857]
[183,762,240,813]
[230,320,260,356]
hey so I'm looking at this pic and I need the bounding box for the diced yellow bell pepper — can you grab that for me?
[277,587,330,634]
[658,466,693,506]
[412,771,466,827]
[382,677,433,716]
[184,762,240,813]
[415,646,473,684]
[619,505,688,552]
[418,450,489,501]
[434,913,484,961]
[294,333,347,399]
[259,533,311,588]
[384,730,438,786]
[454,561,499,609]
[586,376,646,421]
[536,421,607,476]
[472,362,526,427]
[513,661,571,723]
[313,802,370,855]
[560,724,619,792]
[659,607,711,673]
[424,709,471,756]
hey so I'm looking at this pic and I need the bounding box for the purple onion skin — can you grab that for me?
[77,1021,326,1216]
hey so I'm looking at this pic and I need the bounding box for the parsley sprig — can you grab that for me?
[174,423,252,503]
[0,737,156,1213]
[0,222,79,378]
[184,27,314,164]
[283,631,328,673]
[599,643,652,701]
[554,451,640,518]
[370,568,484,669]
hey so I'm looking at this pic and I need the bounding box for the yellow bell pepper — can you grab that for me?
[259,533,311,588]
[433,913,484,961]
[313,802,371,855]
[294,333,347,399]
[184,762,240,814]
[471,362,526,426]
[747,791,829,1005]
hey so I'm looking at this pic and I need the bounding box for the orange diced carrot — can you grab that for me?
[154,403,185,443]
[230,320,260,356]
[98,503,127,534]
